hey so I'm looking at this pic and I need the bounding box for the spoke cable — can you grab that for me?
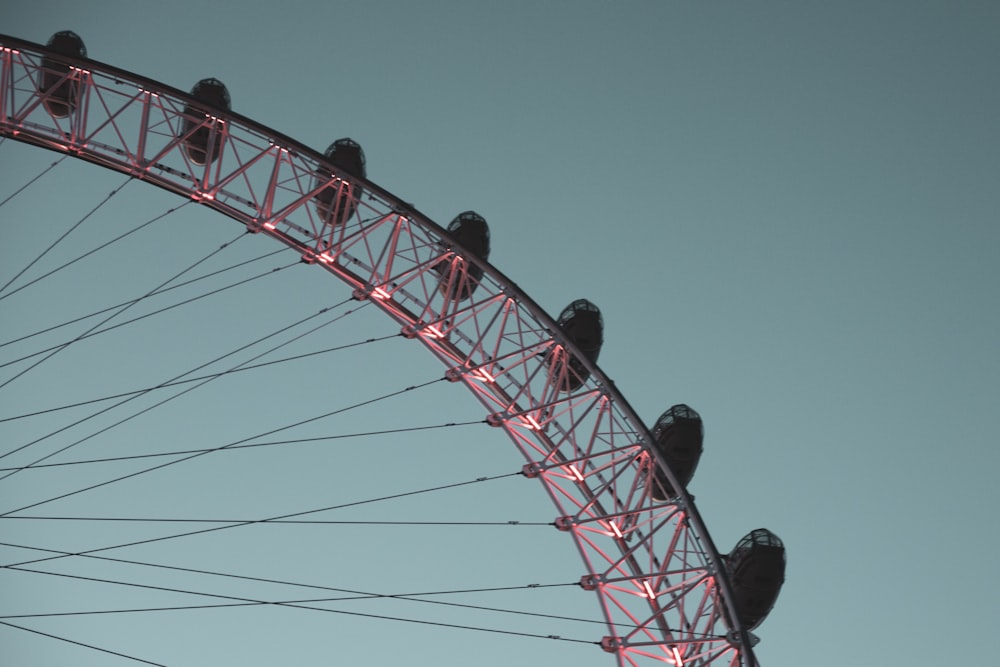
[0,258,301,371]
[5,564,602,631]
[0,201,191,303]
[0,156,67,211]
[0,542,669,636]
[3,468,516,567]
[2,604,596,646]
[1,375,447,518]
[0,620,168,667]
[2,516,552,526]
[0,175,131,297]
[2,565,600,645]
[0,420,480,470]
[2,539,574,601]
[0,298,368,473]
[0,334,400,425]
[0,245,291,351]
[0,227,247,391]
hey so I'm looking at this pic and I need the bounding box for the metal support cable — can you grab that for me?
[0,245,290,350]
[0,156,67,210]
[3,467,515,566]
[0,620,167,666]
[0,541,674,636]
[0,259,300,371]
[0,298,365,471]
[0,201,191,303]
[0,334,398,425]
[0,175,131,296]
[0,228,247,391]
[2,562,600,645]
[0,376,450,518]
[0,420,483,469]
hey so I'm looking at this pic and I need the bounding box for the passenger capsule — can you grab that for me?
[649,404,704,502]
[725,528,786,630]
[552,299,603,391]
[181,78,231,165]
[434,211,491,301]
[313,138,366,227]
[38,30,87,118]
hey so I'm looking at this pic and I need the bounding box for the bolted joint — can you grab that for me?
[600,636,624,653]
[579,573,604,590]
[520,462,542,478]
[486,413,506,427]
[553,516,576,531]
[444,368,463,382]
[726,630,760,648]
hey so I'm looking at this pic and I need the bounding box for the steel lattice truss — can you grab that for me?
[0,35,758,667]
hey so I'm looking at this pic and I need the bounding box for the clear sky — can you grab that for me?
[2,1,999,666]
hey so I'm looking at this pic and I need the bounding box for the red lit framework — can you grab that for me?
[0,35,759,667]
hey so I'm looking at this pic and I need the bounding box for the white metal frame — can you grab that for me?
[0,35,758,667]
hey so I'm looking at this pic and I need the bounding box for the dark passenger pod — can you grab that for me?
[434,211,491,301]
[725,528,786,630]
[181,78,231,165]
[313,138,366,227]
[552,299,603,392]
[38,30,87,118]
[648,404,704,501]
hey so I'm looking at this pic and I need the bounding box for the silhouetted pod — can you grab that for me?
[181,78,231,165]
[434,211,491,301]
[725,528,786,630]
[552,299,603,391]
[38,30,87,118]
[649,404,704,501]
[313,138,366,227]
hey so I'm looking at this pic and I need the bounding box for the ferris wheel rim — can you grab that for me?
[0,32,758,667]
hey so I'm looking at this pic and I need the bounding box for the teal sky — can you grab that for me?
[2,2,999,666]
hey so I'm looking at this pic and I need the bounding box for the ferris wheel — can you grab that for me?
[0,32,785,667]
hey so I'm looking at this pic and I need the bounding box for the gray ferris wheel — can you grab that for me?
[0,31,785,667]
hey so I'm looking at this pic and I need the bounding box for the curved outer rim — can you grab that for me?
[0,34,758,667]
